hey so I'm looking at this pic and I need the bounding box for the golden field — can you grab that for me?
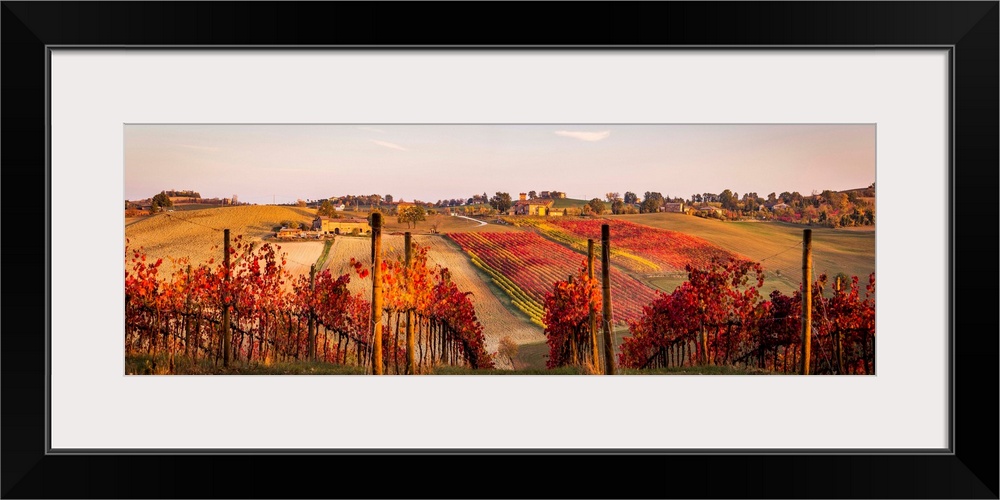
[609,213,876,295]
[124,205,318,276]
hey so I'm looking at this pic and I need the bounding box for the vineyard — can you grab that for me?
[616,259,876,374]
[502,217,742,274]
[125,233,494,374]
[607,212,876,296]
[319,234,546,368]
[125,209,875,375]
[552,218,743,272]
[447,232,660,326]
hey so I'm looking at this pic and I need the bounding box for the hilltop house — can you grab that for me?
[313,216,371,235]
[512,194,555,216]
[663,202,685,213]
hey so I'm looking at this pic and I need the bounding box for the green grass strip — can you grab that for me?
[314,239,333,269]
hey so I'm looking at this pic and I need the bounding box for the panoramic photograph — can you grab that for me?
[124,124,876,375]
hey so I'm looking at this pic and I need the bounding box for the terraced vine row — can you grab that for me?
[502,217,743,274]
[466,250,545,326]
[500,217,660,273]
[447,232,660,325]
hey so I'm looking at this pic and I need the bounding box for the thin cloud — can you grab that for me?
[358,126,386,133]
[554,130,611,142]
[178,144,221,152]
[370,139,408,151]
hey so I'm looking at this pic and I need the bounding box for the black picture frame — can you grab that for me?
[3,2,996,498]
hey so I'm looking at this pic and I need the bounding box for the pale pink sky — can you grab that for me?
[125,124,875,204]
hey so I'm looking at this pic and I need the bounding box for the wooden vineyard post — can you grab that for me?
[800,229,812,375]
[601,224,616,375]
[222,228,232,368]
[184,264,192,356]
[835,276,844,374]
[308,264,317,362]
[588,239,599,373]
[699,320,707,365]
[371,213,384,375]
[405,232,415,374]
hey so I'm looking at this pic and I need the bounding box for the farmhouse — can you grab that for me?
[663,202,685,213]
[312,216,371,235]
[511,194,555,216]
[276,228,303,239]
[768,202,790,211]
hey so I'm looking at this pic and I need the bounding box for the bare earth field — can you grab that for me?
[321,233,545,368]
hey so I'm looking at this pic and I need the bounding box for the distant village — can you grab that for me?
[127,183,876,241]
[125,190,242,215]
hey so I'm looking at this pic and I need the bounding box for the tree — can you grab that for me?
[296,199,307,207]
[528,190,537,200]
[611,199,625,215]
[384,194,394,204]
[802,205,819,223]
[151,192,173,213]
[317,200,336,217]
[587,198,607,215]
[605,192,620,203]
[719,189,736,210]
[624,192,638,204]
[490,192,513,214]
[864,208,875,225]
[398,205,427,229]
[640,192,663,214]
[831,192,851,214]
